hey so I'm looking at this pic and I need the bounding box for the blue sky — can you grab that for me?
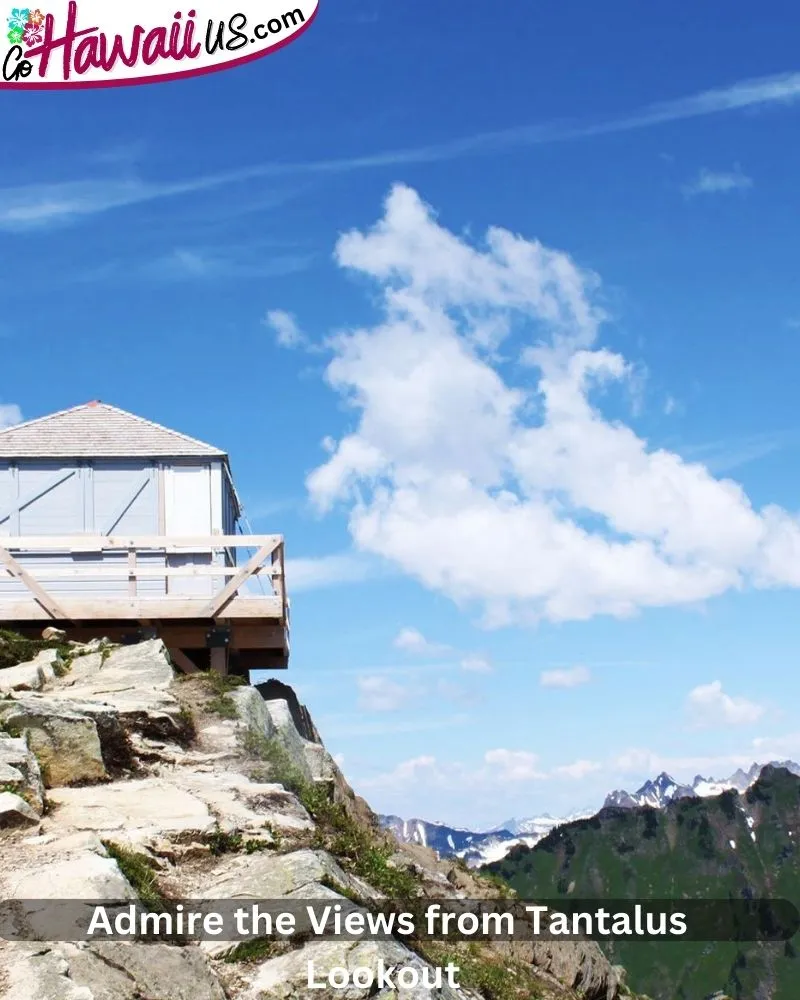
[4,0,800,829]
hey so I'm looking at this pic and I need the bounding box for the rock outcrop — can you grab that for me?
[0,637,632,1000]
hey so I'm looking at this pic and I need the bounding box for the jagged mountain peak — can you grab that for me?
[606,759,800,810]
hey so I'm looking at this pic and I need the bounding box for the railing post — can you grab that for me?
[127,546,137,598]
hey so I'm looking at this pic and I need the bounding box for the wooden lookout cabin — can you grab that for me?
[0,402,288,676]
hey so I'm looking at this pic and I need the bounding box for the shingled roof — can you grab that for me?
[0,402,227,459]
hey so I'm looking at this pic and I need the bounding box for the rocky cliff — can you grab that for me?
[0,632,632,1000]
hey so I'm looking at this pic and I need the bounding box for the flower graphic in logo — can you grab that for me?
[7,7,30,30]
[6,7,47,47]
[23,19,41,43]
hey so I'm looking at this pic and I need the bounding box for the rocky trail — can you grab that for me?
[0,633,634,1000]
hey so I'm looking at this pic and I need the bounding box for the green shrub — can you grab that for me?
[0,630,72,671]
[102,841,166,909]
[204,672,247,694]
[305,793,419,899]
[204,826,269,856]
[475,871,516,898]
[241,727,422,898]
[223,937,284,964]
[207,694,239,719]
[242,730,307,796]
[416,941,544,1000]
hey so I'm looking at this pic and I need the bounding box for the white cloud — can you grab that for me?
[5,70,798,233]
[320,715,469,739]
[553,759,602,780]
[360,747,576,797]
[435,678,479,707]
[483,749,545,783]
[357,675,420,712]
[682,166,753,197]
[305,184,800,626]
[460,654,493,674]
[358,755,446,790]
[0,403,22,430]
[264,309,306,348]
[284,553,373,591]
[608,737,800,785]
[540,665,591,689]
[752,732,800,755]
[392,627,451,656]
[611,747,751,780]
[686,680,765,727]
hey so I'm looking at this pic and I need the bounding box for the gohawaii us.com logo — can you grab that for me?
[1,0,318,88]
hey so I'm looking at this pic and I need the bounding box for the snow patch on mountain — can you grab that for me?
[381,810,594,867]
[604,760,800,810]
[381,761,800,869]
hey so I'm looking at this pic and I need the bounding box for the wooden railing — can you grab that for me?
[0,534,287,623]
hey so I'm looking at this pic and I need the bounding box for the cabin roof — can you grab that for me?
[0,402,227,459]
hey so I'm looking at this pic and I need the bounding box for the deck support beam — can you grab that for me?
[169,648,200,674]
[200,542,279,618]
[209,647,227,676]
[0,545,71,621]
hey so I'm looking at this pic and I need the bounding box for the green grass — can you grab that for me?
[242,729,307,796]
[206,694,239,718]
[243,729,420,899]
[415,941,544,1000]
[262,820,283,851]
[318,873,364,904]
[199,672,247,719]
[102,841,166,909]
[204,825,270,856]
[476,871,517,898]
[204,672,248,693]
[0,629,72,671]
[175,707,197,743]
[0,716,23,739]
[223,937,285,964]
[307,793,419,898]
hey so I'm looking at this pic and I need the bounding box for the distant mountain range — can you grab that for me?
[379,811,594,867]
[381,760,800,867]
[603,759,800,810]
[483,765,800,1000]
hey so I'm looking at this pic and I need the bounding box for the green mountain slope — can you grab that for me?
[483,766,800,1000]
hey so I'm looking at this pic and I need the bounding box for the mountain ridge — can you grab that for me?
[604,759,800,810]
[381,760,800,868]
[483,765,800,1000]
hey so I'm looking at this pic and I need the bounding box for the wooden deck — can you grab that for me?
[0,534,289,674]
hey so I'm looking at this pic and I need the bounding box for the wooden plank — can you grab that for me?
[11,621,288,652]
[0,595,282,622]
[0,564,280,580]
[233,649,289,671]
[127,547,137,598]
[0,546,71,621]
[0,469,77,527]
[210,647,227,675]
[169,648,199,675]
[3,534,282,552]
[153,623,286,648]
[157,465,167,534]
[103,474,152,536]
[200,543,275,617]
[273,541,287,623]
